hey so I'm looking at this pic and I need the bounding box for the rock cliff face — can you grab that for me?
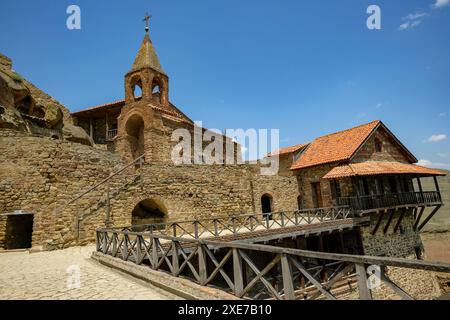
[0,53,92,146]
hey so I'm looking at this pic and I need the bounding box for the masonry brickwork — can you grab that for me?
[360,209,423,258]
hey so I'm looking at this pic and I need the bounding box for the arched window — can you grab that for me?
[129,75,143,101]
[374,138,383,153]
[133,84,142,99]
[151,78,163,103]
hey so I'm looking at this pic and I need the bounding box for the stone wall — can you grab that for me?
[295,164,335,209]
[0,134,124,250]
[360,209,423,258]
[352,126,412,163]
[0,215,6,249]
[79,163,300,244]
[0,133,298,250]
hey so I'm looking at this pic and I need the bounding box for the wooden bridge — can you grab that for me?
[95,209,450,300]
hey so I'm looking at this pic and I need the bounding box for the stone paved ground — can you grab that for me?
[0,245,182,300]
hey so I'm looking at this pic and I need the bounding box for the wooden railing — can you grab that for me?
[337,191,442,211]
[107,129,118,141]
[95,227,450,300]
[109,207,354,240]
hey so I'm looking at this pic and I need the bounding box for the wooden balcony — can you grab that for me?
[337,191,442,212]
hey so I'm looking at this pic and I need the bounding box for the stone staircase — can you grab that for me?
[57,155,145,246]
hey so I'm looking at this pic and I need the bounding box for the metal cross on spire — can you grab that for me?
[143,13,152,33]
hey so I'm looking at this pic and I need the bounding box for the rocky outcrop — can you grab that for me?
[0,53,92,146]
[63,122,94,146]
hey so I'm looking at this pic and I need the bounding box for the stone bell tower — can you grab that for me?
[117,14,169,164]
[124,15,169,106]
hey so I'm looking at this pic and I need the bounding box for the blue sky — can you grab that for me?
[0,0,449,168]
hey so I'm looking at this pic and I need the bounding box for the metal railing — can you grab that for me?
[109,207,354,240]
[95,227,450,300]
[56,155,146,237]
[337,191,442,211]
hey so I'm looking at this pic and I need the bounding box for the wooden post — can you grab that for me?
[281,254,295,300]
[233,248,244,297]
[417,177,424,203]
[135,236,142,265]
[198,244,208,285]
[355,264,372,300]
[89,118,94,140]
[433,176,441,193]
[151,238,158,269]
[172,241,180,275]
[105,180,111,227]
[106,113,109,140]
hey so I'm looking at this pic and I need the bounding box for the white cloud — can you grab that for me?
[427,134,447,142]
[399,11,431,30]
[433,0,450,9]
[439,112,448,117]
[403,13,429,20]
[399,20,422,30]
[418,159,450,170]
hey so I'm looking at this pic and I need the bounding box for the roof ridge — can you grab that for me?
[317,120,381,140]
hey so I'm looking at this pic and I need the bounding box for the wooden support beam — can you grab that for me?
[413,207,425,231]
[372,211,386,235]
[393,210,406,233]
[233,249,244,297]
[433,176,441,193]
[310,263,354,300]
[417,177,424,199]
[198,244,208,285]
[281,254,295,300]
[89,118,93,139]
[355,264,372,300]
[418,205,442,231]
[383,210,395,234]
[289,257,337,300]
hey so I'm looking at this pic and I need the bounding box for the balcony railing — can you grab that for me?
[106,129,118,141]
[337,191,442,211]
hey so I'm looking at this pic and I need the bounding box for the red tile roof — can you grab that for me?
[269,143,310,156]
[290,121,381,170]
[72,100,125,115]
[72,98,193,124]
[323,162,447,179]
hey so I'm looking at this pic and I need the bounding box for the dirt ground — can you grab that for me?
[421,231,450,296]
[422,232,450,263]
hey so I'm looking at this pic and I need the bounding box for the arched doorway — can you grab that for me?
[261,194,273,220]
[126,114,145,160]
[132,198,167,231]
